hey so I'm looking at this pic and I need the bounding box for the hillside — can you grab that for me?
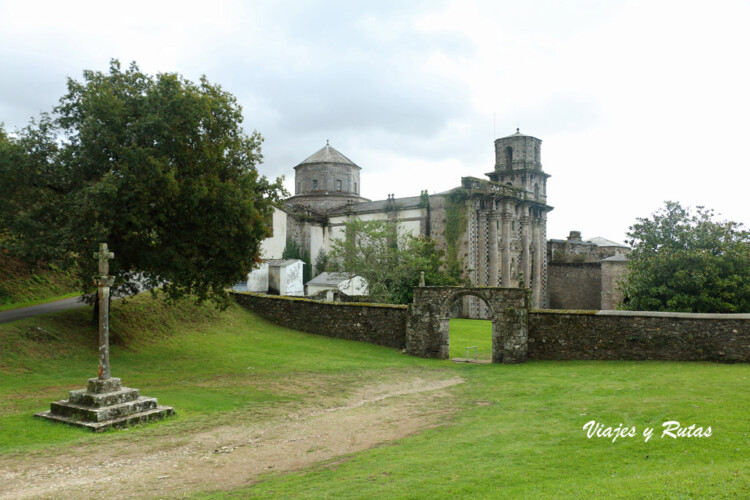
[0,253,80,310]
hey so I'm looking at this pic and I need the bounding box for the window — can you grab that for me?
[354,182,358,193]
[336,179,342,191]
[505,146,513,169]
[313,179,318,190]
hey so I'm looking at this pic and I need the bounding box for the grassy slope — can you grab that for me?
[0,254,80,309]
[0,293,441,454]
[1,298,748,498]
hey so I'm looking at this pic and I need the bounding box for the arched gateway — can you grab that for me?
[405,287,531,364]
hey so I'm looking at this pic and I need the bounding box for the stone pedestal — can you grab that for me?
[35,377,174,432]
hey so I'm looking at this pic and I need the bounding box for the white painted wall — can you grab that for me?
[281,261,304,296]
[338,276,368,295]
[306,283,333,296]
[246,262,269,292]
[260,207,287,259]
[310,225,325,275]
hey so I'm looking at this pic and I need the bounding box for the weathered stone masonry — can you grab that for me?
[405,287,530,364]
[232,292,750,363]
[231,292,407,349]
[528,310,750,362]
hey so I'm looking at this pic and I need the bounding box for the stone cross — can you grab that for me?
[93,243,115,380]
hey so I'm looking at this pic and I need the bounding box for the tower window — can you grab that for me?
[505,146,513,169]
[336,179,342,191]
[313,179,318,190]
[354,182,358,194]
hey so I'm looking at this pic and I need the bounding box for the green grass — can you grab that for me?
[1,302,749,498]
[0,254,80,308]
[449,318,492,360]
[212,359,750,499]
[0,293,439,454]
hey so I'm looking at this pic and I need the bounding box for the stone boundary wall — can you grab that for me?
[528,310,750,362]
[547,262,602,310]
[231,292,407,349]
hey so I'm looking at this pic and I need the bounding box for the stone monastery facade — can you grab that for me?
[261,130,555,315]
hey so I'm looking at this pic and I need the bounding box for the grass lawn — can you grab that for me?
[449,318,492,360]
[1,297,748,498]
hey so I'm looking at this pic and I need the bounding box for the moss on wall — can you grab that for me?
[444,189,469,278]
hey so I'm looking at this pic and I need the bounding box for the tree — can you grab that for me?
[327,218,461,304]
[620,201,750,313]
[0,60,285,307]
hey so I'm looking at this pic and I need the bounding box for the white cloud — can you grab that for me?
[1,0,748,243]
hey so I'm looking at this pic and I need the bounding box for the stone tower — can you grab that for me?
[457,129,552,312]
[487,128,548,204]
[286,141,370,212]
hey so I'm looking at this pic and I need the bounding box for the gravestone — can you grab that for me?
[35,243,174,431]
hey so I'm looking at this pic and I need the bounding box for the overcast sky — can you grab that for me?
[2,0,749,244]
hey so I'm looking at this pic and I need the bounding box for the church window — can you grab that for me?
[354,182,358,193]
[336,179,342,191]
[505,146,513,169]
[534,183,539,200]
[313,179,318,190]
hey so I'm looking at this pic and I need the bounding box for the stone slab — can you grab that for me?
[35,405,175,432]
[50,396,158,422]
[87,377,122,394]
[68,387,140,408]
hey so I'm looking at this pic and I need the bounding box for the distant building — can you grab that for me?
[267,259,305,296]
[260,130,552,317]
[305,272,368,299]
[547,231,630,310]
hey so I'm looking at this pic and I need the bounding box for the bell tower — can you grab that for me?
[486,128,548,204]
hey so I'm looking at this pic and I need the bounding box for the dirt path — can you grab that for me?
[0,374,463,499]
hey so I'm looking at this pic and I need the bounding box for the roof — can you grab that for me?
[601,254,629,262]
[266,259,304,267]
[327,195,424,216]
[306,272,353,286]
[587,237,629,248]
[498,128,539,140]
[295,141,360,169]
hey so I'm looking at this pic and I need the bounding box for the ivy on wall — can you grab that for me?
[444,189,469,279]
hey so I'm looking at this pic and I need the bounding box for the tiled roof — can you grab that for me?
[296,142,359,168]
[306,272,353,286]
[601,254,629,262]
[327,195,423,215]
[587,237,629,248]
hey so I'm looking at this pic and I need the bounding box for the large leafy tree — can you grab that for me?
[326,218,461,304]
[0,60,284,306]
[620,201,750,313]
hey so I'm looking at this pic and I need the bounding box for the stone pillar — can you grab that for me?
[520,205,531,288]
[488,211,499,287]
[501,207,512,287]
[477,211,487,287]
[532,214,543,307]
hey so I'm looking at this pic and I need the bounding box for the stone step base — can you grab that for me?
[68,387,140,408]
[50,396,158,422]
[35,405,175,432]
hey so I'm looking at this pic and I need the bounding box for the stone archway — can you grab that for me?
[405,286,530,364]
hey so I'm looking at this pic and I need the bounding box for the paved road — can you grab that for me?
[0,296,90,324]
